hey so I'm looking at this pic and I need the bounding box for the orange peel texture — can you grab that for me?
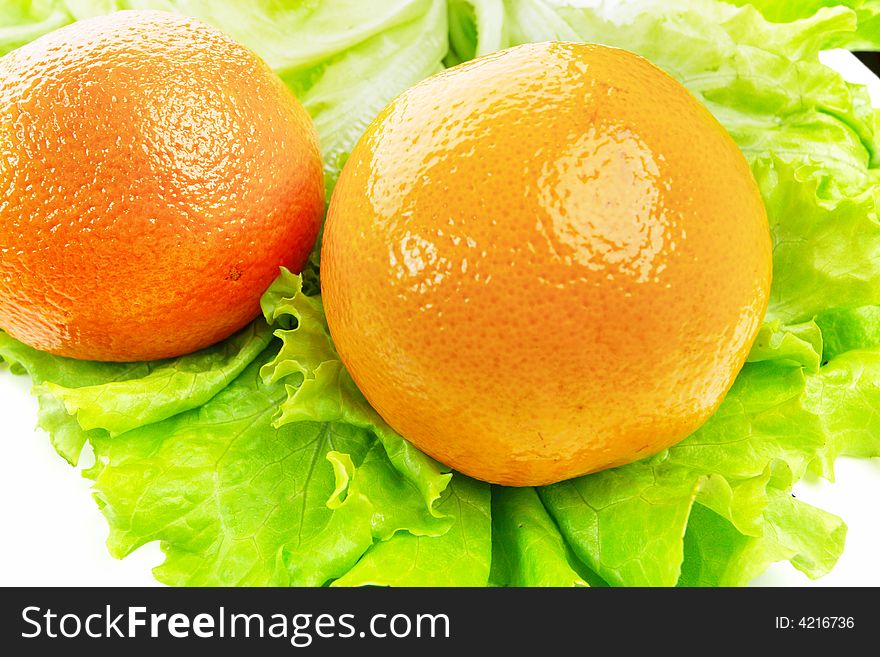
[0,10,324,361]
[322,42,772,486]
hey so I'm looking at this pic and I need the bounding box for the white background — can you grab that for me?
[0,52,877,587]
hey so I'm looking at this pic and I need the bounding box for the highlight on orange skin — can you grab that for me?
[321,42,772,486]
[0,10,324,362]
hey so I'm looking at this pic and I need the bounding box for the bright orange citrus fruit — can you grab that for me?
[0,10,324,362]
[322,42,772,486]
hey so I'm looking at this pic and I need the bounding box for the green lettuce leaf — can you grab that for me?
[0,324,273,464]
[0,1,70,54]
[41,322,275,438]
[1,331,114,463]
[540,461,700,587]
[2,292,462,585]
[680,492,848,587]
[334,476,492,587]
[754,160,880,326]
[89,354,379,586]
[816,305,880,359]
[679,458,846,587]
[259,269,452,512]
[490,486,589,587]
[728,0,880,49]
[747,319,824,372]
[806,348,880,472]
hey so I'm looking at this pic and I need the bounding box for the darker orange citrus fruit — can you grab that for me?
[0,10,324,362]
[322,42,772,486]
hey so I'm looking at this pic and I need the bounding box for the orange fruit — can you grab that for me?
[0,10,323,362]
[322,42,772,486]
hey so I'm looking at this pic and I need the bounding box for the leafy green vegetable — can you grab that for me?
[43,322,275,438]
[1,322,459,586]
[334,476,491,587]
[0,0,69,53]
[755,160,880,326]
[747,319,824,372]
[680,493,847,587]
[540,463,700,587]
[806,348,880,472]
[2,0,880,587]
[490,486,589,587]
[817,305,880,360]
[89,355,379,586]
[260,269,452,511]
[0,273,464,586]
[728,0,880,49]
[0,323,273,464]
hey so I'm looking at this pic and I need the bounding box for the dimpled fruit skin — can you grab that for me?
[322,42,772,487]
[0,10,323,362]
